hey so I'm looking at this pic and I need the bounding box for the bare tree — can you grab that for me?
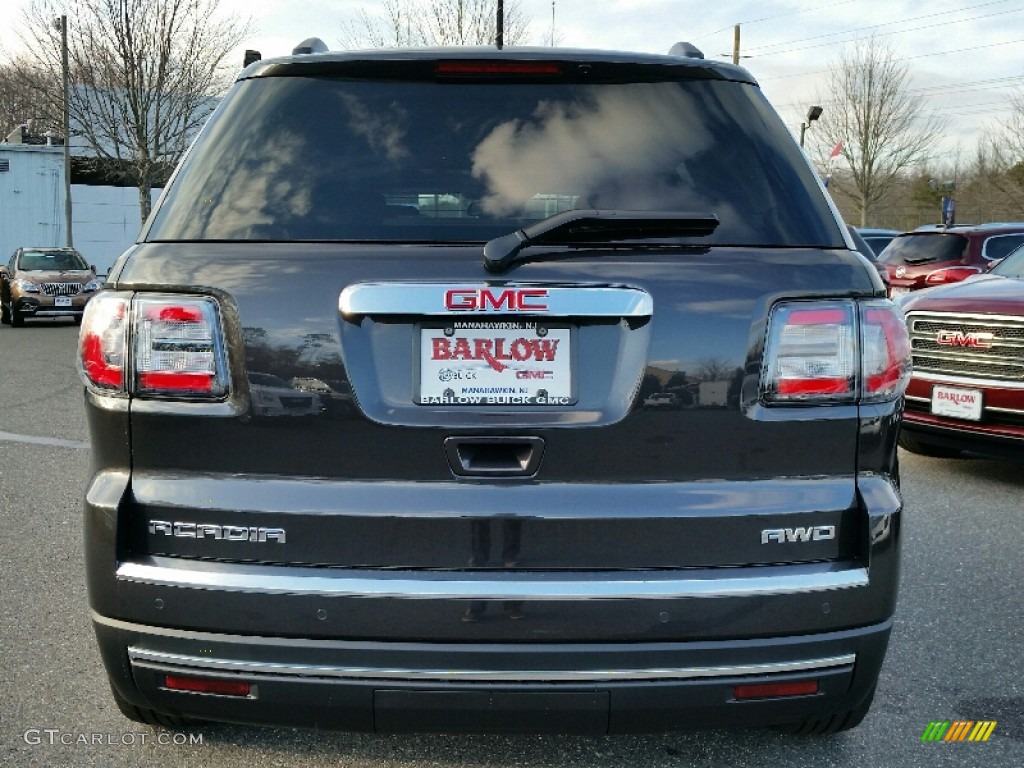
[340,0,531,48]
[812,37,946,227]
[979,89,1024,211]
[15,0,249,223]
[0,57,61,137]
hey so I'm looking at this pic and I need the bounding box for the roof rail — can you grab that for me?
[293,37,328,55]
[667,42,704,59]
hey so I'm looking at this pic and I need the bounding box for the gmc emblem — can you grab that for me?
[445,288,549,312]
[935,330,993,348]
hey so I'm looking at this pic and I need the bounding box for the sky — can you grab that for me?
[3,0,1023,167]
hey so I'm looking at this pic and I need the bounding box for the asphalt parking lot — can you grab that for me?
[1,320,1022,767]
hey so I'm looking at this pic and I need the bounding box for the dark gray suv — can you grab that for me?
[78,43,910,735]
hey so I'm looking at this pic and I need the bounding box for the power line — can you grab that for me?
[745,4,1022,56]
[690,0,859,41]
[758,38,1024,83]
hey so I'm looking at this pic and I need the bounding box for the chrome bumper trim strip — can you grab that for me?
[128,647,857,683]
[117,561,868,601]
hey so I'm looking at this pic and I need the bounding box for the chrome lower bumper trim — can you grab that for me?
[117,560,868,601]
[128,647,856,683]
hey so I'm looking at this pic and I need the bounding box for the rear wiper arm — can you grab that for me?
[483,209,719,273]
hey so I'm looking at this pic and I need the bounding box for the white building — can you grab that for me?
[1,142,160,276]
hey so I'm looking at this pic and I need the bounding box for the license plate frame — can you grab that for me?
[417,321,576,406]
[931,385,983,421]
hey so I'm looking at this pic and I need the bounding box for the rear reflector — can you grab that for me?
[733,680,819,700]
[164,675,251,697]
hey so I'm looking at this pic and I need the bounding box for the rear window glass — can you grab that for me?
[146,74,842,247]
[878,234,967,266]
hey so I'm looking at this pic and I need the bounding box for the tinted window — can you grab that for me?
[983,234,1024,261]
[147,76,842,247]
[878,234,967,266]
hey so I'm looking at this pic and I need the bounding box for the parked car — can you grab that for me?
[642,392,682,409]
[878,224,1024,298]
[248,373,324,417]
[898,241,1024,458]
[77,41,910,736]
[1,246,101,326]
[854,227,900,257]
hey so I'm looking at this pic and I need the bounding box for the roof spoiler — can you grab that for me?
[667,42,704,59]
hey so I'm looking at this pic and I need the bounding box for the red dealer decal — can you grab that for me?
[432,336,561,372]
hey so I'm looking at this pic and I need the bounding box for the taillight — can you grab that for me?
[77,293,229,399]
[860,301,911,402]
[925,266,982,285]
[762,300,910,404]
[135,296,228,397]
[763,303,856,402]
[79,293,128,392]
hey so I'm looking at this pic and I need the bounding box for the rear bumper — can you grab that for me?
[904,391,1024,458]
[94,614,890,734]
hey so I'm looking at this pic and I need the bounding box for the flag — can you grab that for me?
[829,141,843,159]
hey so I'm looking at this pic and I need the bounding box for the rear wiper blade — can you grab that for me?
[483,209,719,273]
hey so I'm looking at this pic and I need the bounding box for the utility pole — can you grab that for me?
[496,0,504,49]
[58,14,73,247]
[732,24,740,65]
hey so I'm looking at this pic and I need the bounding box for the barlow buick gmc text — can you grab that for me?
[78,41,911,735]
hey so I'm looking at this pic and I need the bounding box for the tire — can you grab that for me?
[898,432,962,458]
[0,300,9,325]
[109,684,196,728]
[10,306,24,327]
[773,685,876,735]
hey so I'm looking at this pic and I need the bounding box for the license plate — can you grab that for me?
[419,322,574,405]
[931,385,983,421]
[55,296,72,307]
[888,286,910,298]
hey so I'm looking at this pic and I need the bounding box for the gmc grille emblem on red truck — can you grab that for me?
[935,330,994,348]
[445,288,549,312]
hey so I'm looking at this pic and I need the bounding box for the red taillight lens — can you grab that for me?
[860,302,911,402]
[78,294,128,392]
[733,680,819,700]
[925,266,981,285]
[164,675,251,697]
[135,296,228,397]
[762,300,911,405]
